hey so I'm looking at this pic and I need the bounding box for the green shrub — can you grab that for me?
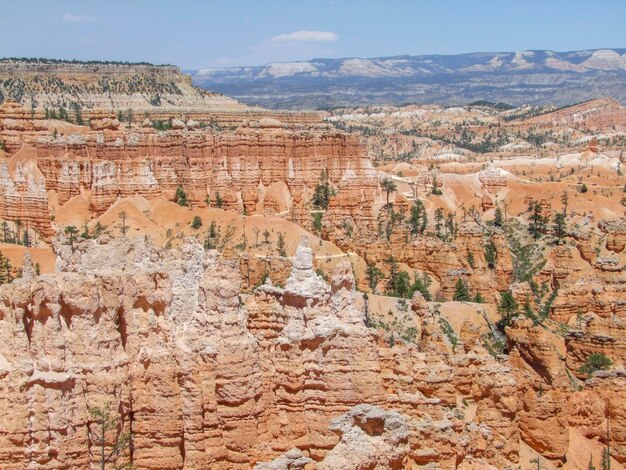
[175,185,188,206]
[578,353,612,377]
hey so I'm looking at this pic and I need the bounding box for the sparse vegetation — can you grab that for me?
[506,227,546,283]
[312,212,323,234]
[493,206,504,227]
[88,403,132,470]
[277,232,287,257]
[484,238,498,270]
[64,225,79,251]
[578,353,613,377]
[365,264,383,292]
[0,251,14,285]
[436,309,458,349]
[482,332,506,357]
[497,290,518,331]
[175,185,188,206]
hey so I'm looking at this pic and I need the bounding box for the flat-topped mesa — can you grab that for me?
[0,58,245,113]
[0,58,182,75]
[0,59,323,127]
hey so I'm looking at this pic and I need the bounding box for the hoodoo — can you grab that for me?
[1,6,625,469]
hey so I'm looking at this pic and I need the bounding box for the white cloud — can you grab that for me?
[270,30,338,43]
[62,13,99,23]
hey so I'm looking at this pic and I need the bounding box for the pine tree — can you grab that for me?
[0,252,7,285]
[22,228,30,247]
[409,201,427,235]
[365,264,383,292]
[88,404,132,470]
[312,212,323,234]
[484,238,497,269]
[494,205,504,227]
[3,256,11,283]
[311,181,331,209]
[72,102,84,125]
[381,177,397,206]
[466,251,475,268]
[385,255,399,294]
[15,219,22,245]
[390,271,411,298]
[191,216,202,230]
[553,212,567,243]
[276,232,287,257]
[602,447,610,470]
[410,273,432,301]
[528,200,547,239]
[561,190,569,216]
[119,211,128,237]
[64,225,79,251]
[2,221,9,243]
[434,208,444,239]
[93,222,106,238]
[81,222,89,239]
[453,278,471,301]
[497,290,519,330]
[445,213,456,239]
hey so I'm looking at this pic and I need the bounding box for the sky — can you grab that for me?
[1,0,625,70]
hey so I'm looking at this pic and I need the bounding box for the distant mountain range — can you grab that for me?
[189,49,626,109]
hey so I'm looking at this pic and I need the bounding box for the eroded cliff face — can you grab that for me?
[0,100,375,240]
[32,129,372,214]
[0,236,623,469]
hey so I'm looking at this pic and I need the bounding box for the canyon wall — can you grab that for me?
[0,101,373,240]
[0,237,623,469]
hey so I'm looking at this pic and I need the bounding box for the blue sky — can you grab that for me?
[1,1,624,69]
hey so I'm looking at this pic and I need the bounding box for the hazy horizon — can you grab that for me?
[1,0,625,69]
